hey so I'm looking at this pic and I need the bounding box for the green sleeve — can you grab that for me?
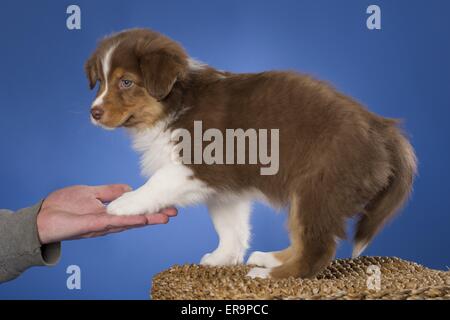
[0,202,61,283]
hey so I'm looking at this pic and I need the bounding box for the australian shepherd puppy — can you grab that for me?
[85,28,417,279]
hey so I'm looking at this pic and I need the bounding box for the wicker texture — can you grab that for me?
[151,256,450,300]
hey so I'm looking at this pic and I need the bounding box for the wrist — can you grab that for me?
[36,206,51,245]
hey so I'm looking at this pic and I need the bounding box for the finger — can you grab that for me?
[104,227,130,234]
[143,213,170,225]
[100,213,171,227]
[158,207,178,217]
[83,227,129,238]
[85,213,148,232]
[92,184,132,203]
[80,213,169,238]
[77,223,152,239]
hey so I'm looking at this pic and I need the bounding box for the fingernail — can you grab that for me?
[124,185,133,192]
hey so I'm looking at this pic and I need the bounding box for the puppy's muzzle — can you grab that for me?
[91,107,104,121]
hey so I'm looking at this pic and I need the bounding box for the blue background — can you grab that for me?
[0,0,449,299]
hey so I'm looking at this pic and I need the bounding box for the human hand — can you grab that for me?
[36,184,177,244]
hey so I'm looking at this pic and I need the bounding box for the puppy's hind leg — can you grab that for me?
[247,247,293,269]
[247,197,301,278]
[248,190,344,279]
[200,196,252,266]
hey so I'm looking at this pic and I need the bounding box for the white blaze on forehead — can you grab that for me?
[92,43,118,107]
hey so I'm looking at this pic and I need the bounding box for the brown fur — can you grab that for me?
[85,29,417,279]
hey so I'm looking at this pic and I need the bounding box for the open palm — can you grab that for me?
[37,184,177,244]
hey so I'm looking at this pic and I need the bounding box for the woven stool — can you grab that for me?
[151,256,450,300]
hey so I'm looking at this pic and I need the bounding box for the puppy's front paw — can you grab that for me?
[107,191,154,216]
[200,251,243,266]
[246,267,272,279]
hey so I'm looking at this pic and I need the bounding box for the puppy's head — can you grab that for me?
[85,29,188,129]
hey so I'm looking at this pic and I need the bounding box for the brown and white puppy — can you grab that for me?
[85,28,417,279]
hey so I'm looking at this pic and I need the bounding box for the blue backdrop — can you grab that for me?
[0,0,449,299]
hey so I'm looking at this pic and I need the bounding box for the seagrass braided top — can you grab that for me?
[151,256,450,300]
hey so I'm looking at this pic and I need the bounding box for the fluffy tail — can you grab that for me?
[353,127,417,258]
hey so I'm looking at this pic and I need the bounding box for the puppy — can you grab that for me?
[85,28,417,279]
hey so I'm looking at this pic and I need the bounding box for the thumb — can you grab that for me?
[92,184,132,203]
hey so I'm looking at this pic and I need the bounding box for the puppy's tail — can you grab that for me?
[353,126,417,258]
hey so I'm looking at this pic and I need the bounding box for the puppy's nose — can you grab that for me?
[91,107,104,120]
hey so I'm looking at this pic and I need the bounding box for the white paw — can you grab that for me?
[107,191,158,216]
[247,251,282,268]
[246,267,272,279]
[200,251,243,266]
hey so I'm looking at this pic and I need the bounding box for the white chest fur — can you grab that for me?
[129,121,175,177]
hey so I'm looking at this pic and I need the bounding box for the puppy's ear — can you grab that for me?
[138,45,188,101]
[84,55,99,90]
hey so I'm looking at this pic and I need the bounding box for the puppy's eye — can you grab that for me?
[119,79,134,89]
